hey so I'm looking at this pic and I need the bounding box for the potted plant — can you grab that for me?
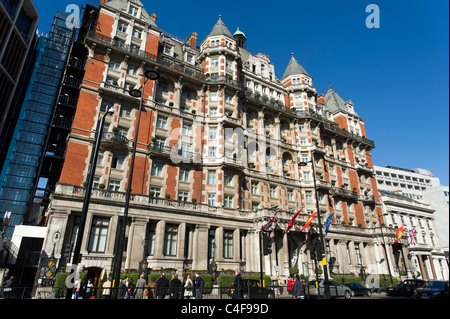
[99,183,105,189]
[192,198,197,204]
[149,191,155,197]
[165,194,171,199]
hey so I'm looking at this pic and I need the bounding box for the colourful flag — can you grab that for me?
[286,209,302,232]
[394,225,404,243]
[409,227,417,246]
[325,213,335,236]
[262,209,279,231]
[300,212,317,232]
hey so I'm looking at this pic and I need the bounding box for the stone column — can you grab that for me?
[154,220,166,259]
[125,217,147,270]
[192,225,209,270]
[177,222,186,259]
[215,227,223,262]
[233,228,241,264]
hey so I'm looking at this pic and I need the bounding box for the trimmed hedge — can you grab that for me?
[54,273,69,298]
[218,274,271,292]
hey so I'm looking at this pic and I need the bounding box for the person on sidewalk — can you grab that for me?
[292,275,305,299]
[232,270,244,299]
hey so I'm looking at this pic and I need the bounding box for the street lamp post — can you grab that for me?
[378,214,394,285]
[66,106,114,299]
[111,69,160,297]
[299,155,331,299]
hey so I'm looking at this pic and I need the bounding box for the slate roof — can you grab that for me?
[281,53,309,79]
[207,15,234,38]
[324,84,346,113]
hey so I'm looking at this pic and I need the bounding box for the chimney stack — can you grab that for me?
[150,13,157,24]
[186,32,198,47]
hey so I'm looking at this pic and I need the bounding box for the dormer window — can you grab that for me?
[185,54,194,64]
[129,5,139,17]
[164,44,173,56]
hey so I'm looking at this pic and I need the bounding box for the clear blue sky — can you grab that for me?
[34,0,449,185]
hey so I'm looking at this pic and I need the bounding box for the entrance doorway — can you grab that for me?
[85,267,104,298]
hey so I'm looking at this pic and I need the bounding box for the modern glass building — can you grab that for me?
[0,12,75,237]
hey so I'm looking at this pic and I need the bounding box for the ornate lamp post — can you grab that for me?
[299,155,331,299]
[111,69,160,297]
[66,106,114,299]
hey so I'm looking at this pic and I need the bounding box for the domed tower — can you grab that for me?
[233,27,247,50]
[281,53,317,111]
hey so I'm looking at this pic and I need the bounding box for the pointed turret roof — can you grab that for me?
[282,53,309,79]
[324,84,346,112]
[207,15,234,38]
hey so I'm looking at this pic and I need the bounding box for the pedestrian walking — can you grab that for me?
[146,277,156,299]
[292,275,305,299]
[156,272,169,299]
[126,277,134,299]
[73,279,82,299]
[118,278,126,299]
[101,277,112,299]
[287,276,294,296]
[232,270,243,299]
[194,272,204,299]
[184,274,194,299]
[84,279,94,299]
[170,275,182,299]
[134,274,147,299]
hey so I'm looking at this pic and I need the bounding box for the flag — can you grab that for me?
[286,209,302,232]
[394,225,404,243]
[262,209,279,231]
[409,227,417,246]
[300,212,317,232]
[325,213,335,236]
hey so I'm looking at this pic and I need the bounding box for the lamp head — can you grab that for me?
[145,69,160,80]
[129,89,142,98]
[107,107,114,115]
[299,161,308,167]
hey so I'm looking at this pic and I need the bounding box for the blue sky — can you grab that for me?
[34,0,449,185]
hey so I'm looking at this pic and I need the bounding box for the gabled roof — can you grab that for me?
[324,84,346,112]
[281,53,309,79]
[207,15,234,38]
[104,0,157,27]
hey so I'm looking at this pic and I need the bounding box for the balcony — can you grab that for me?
[206,74,241,89]
[52,116,73,130]
[58,94,78,109]
[323,122,375,147]
[101,132,129,154]
[55,184,218,215]
[329,186,358,200]
[359,194,376,203]
[148,143,201,163]
[86,31,205,82]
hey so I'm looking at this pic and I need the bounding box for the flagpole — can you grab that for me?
[300,155,331,299]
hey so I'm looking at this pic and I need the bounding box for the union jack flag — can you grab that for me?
[409,227,417,246]
[262,209,279,231]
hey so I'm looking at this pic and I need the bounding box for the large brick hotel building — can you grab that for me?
[42,0,409,281]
